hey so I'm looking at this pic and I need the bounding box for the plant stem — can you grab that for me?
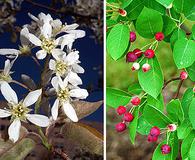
[174,80,183,99]
[11,80,32,91]
[163,77,180,89]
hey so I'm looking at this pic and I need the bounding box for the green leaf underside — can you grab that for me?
[107,24,130,60]
[136,7,163,38]
[106,87,131,108]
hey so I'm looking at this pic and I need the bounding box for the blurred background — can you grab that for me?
[106,21,194,159]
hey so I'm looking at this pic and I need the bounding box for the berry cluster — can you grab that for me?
[126,32,165,73]
[115,97,141,132]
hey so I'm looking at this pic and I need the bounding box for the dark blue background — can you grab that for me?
[0,0,103,122]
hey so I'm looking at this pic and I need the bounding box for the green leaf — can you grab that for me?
[137,116,153,135]
[121,0,133,8]
[106,87,131,108]
[166,99,184,123]
[188,98,195,129]
[155,0,174,8]
[143,105,172,128]
[107,24,130,60]
[187,62,195,81]
[162,16,176,36]
[190,139,195,160]
[177,119,193,139]
[106,19,117,27]
[170,29,186,49]
[181,131,195,160]
[126,0,145,20]
[192,24,195,40]
[173,38,195,69]
[144,0,166,15]
[181,88,194,118]
[136,7,163,38]
[128,83,142,95]
[138,57,164,98]
[147,94,164,111]
[129,107,139,144]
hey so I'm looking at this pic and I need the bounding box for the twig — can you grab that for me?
[174,80,183,99]
[163,77,180,89]
[31,56,42,68]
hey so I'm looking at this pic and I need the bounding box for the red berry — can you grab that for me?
[147,134,158,142]
[130,32,136,42]
[155,32,164,41]
[180,71,188,80]
[118,9,127,17]
[150,127,160,136]
[116,106,126,115]
[131,96,141,106]
[161,144,171,154]
[144,49,155,59]
[126,52,137,62]
[123,112,134,122]
[142,63,151,72]
[115,122,126,132]
[133,48,142,58]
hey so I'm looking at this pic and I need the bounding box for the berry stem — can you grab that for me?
[163,77,180,89]
[141,41,154,50]
[167,9,180,23]
[106,2,119,9]
[166,131,170,144]
[174,80,184,99]
[149,40,157,49]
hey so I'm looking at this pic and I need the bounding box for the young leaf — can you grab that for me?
[136,7,163,38]
[107,24,130,60]
[166,99,184,123]
[137,115,153,135]
[173,38,195,69]
[155,0,174,8]
[106,87,131,108]
[138,57,164,99]
[188,98,195,129]
[129,107,139,144]
[186,62,195,81]
[143,105,172,128]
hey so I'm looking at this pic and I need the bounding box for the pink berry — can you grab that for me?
[133,48,142,58]
[123,112,134,122]
[167,124,177,132]
[118,9,127,17]
[144,49,155,59]
[130,32,136,42]
[126,52,137,62]
[161,144,171,154]
[142,63,151,72]
[131,62,140,71]
[180,71,188,80]
[116,106,126,115]
[147,134,158,142]
[150,127,161,136]
[131,96,141,106]
[155,32,164,41]
[115,122,126,132]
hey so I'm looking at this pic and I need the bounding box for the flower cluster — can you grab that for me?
[0,13,88,142]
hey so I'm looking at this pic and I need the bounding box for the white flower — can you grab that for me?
[0,59,13,84]
[49,50,84,85]
[0,82,49,143]
[51,76,88,122]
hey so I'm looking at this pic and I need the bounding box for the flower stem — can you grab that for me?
[11,80,32,91]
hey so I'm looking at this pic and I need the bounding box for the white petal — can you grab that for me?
[58,76,68,89]
[20,27,30,46]
[68,72,82,86]
[41,22,52,38]
[4,59,11,75]
[65,51,79,65]
[1,82,18,104]
[69,88,88,99]
[29,33,42,46]
[28,13,39,22]
[62,102,78,122]
[26,114,49,127]
[66,30,86,39]
[51,49,65,60]
[49,59,56,71]
[0,49,20,56]
[72,64,84,73]
[23,89,42,107]
[51,99,59,120]
[0,109,11,118]
[58,34,75,50]
[36,50,47,59]
[51,76,59,90]
[63,23,79,31]
[8,119,21,143]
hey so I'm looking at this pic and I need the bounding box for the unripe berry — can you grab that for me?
[130,32,136,42]
[180,71,188,80]
[161,144,171,154]
[147,134,158,142]
[150,127,161,136]
[126,52,137,62]
[123,112,134,122]
[133,48,142,57]
[144,49,155,58]
[155,32,165,41]
[115,122,126,132]
[116,106,126,115]
[131,96,141,106]
[131,62,140,71]
[142,63,151,72]
[167,124,177,132]
[118,9,127,17]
